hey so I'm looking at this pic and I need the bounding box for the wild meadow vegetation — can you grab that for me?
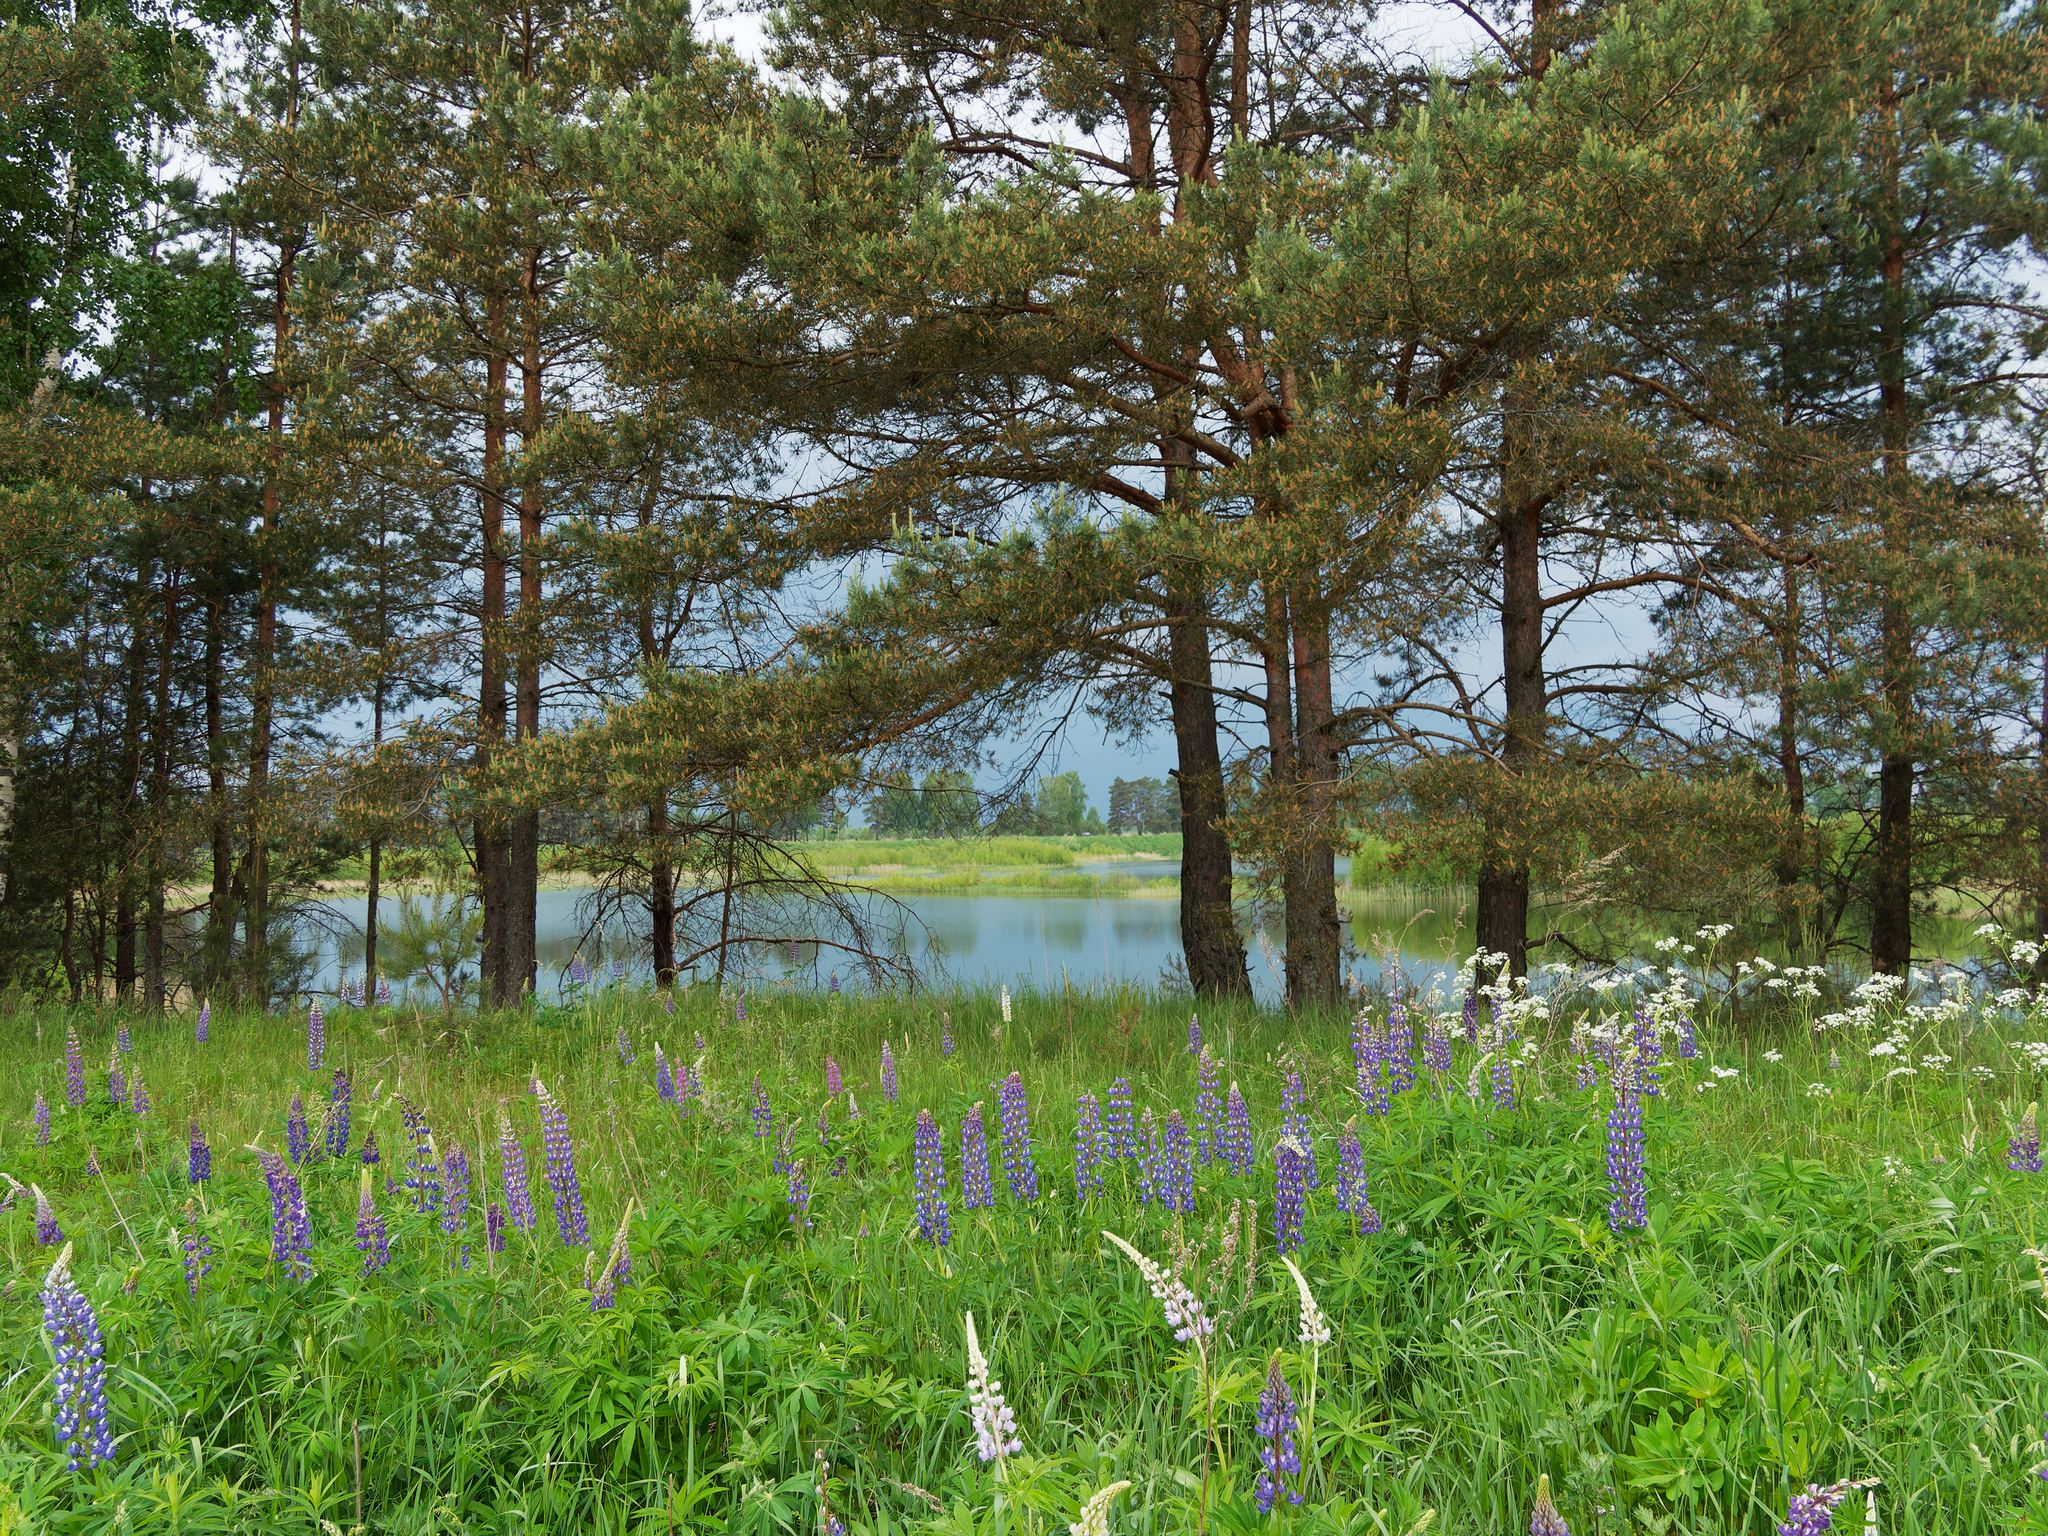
[6,943,2048,1535]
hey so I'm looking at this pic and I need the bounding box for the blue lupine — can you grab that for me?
[785,1158,813,1228]
[611,956,626,985]
[1676,1013,1698,1060]
[913,1108,950,1246]
[1160,1111,1195,1214]
[1632,1006,1663,1098]
[181,1208,212,1297]
[376,974,392,1006]
[356,1172,390,1272]
[774,1123,797,1178]
[590,1214,633,1310]
[33,1185,62,1245]
[1274,1140,1307,1255]
[997,1071,1039,1201]
[107,1048,124,1107]
[655,1045,675,1103]
[678,1062,703,1115]
[307,997,325,1073]
[1425,1018,1452,1076]
[487,1202,506,1254]
[1386,999,1416,1095]
[616,1027,635,1065]
[1777,1481,1857,1536]
[258,1149,312,1281]
[569,954,590,985]
[1492,1043,1516,1113]
[361,1131,380,1165]
[1222,1083,1255,1176]
[816,1106,831,1145]
[1606,1062,1648,1232]
[536,1081,588,1245]
[1280,1071,1318,1189]
[64,1025,84,1108]
[1188,1013,1201,1055]
[441,1142,472,1234]
[941,1013,954,1056]
[188,1122,211,1183]
[400,1098,439,1211]
[880,1040,899,1102]
[1352,1010,1385,1115]
[32,1091,50,1147]
[1194,1049,1223,1164]
[1136,1108,1160,1204]
[826,1055,843,1095]
[287,1093,312,1165]
[43,1257,116,1471]
[1462,987,1479,1045]
[960,1102,994,1210]
[129,1071,148,1116]
[1253,1357,1304,1512]
[117,1023,131,1054]
[1074,1091,1104,1199]
[751,1076,773,1139]
[1531,1473,1571,1536]
[195,999,209,1044]
[498,1106,535,1232]
[2009,1102,2041,1173]
[1106,1077,1136,1160]
[326,1070,352,1159]
[1335,1127,1364,1214]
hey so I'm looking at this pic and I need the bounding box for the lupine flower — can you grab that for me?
[441,1142,472,1234]
[1531,1472,1571,1536]
[1254,1357,1304,1512]
[361,1131,380,1165]
[33,1185,62,1245]
[116,1022,131,1054]
[1222,1082,1255,1176]
[1194,1050,1222,1164]
[287,1093,312,1165]
[590,1203,635,1311]
[1159,1111,1195,1213]
[356,1170,390,1272]
[611,956,626,985]
[107,1047,124,1107]
[655,1045,675,1103]
[1069,1481,1134,1536]
[1280,1071,1318,1189]
[913,1108,950,1246]
[846,1090,860,1120]
[1280,1255,1333,1347]
[825,1055,843,1095]
[1606,1062,1648,1232]
[1000,985,1011,1024]
[486,1202,506,1254]
[1462,987,1479,1045]
[678,1062,703,1114]
[785,1157,813,1228]
[64,1025,85,1108]
[84,1145,99,1177]
[569,955,590,986]
[329,1073,358,1163]
[1386,1000,1416,1095]
[32,1091,50,1147]
[997,1071,1039,1202]
[196,1000,209,1044]
[880,1041,899,1102]
[816,1106,831,1145]
[1676,1013,1698,1060]
[42,1249,116,1471]
[2010,1102,2042,1173]
[773,1123,797,1177]
[399,1099,439,1211]
[941,1012,954,1056]
[1777,1480,1865,1536]
[1074,1092,1104,1199]
[960,1103,995,1210]
[1492,1043,1516,1112]
[129,1071,148,1116]
[258,1149,312,1281]
[1188,1013,1201,1055]
[377,974,392,1006]
[1632,1006,1663,1098]
[1355,1016,1389,1117]
[1335,1127,1365,1215]
[1106,1077,1136,1160]
[751,1076,773,1139]
[1136,1108,1159,1204]
[1575,1029,1600,1090]
[181,1206,212,1297]
[1101,1230,1214,1341]
[963,1311,1022,1463]
[694,1029,706,1051]
[1425,1020,1452,1076]
[307,997,325,1073]
[1274,1139,1308,1255]
[615,1027,634,1065]
[534,1080,588,1246]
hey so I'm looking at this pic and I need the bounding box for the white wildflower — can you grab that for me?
[1763,1049,1784,1063]
[1069,1481,1133,1536]
[1000,986,1012,1024]
[1101,1231,1213,1342]
[1710,1065,1741,1080]
[1279,1255,1333,1348]
[962,1312,1022,1464]
[1805,1082,1832,1098]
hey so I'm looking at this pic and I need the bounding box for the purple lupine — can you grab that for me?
[678,1062,702,1115]
[997,1071,1039,1201]
[694,1029,706,1052]
[1194,1049,1223,1164]
[486,1202,506,1254]
[188,1123,211,1183]
[1632,1006,1663,1098]
[181,1209,212,1297]
[1159,1111,1195,1214]
[33,1185,62,1245]
[116,1022,131,1054]
[307,997,325,1073]
[1676,1013,1698,1060]
[880,1041,899,1103]
[258,1149,312,1281]
[655,1045,675,1103]
[825,1055,843,1095]
[2009,1103,2042,1173]
[129,1071,148,1116]
[42,1258,116,1471]
[1280,1071,1318,1189]
[960,1103,995,1210]
[83,1146,99,1177]
[1462,987,1479,1045]
[195,1000,209,1044]
[1074,1091,1104,1199]
[32,1091,50,1146]
[1355,1016,1389,1118]
[1274,1140,1308,1255]
[1106,1077,1136,1160]
[1425,1019,1452,1076]
[1606,1062,1648,1232]
[498,1106,535,1231]
[1253,1357,1304,1513]
[1777,1482,1859,1536]
[611,956,626,985]
[751,1076,773,1139]
[773,1123,797,1178]
[535,1081,588,1245]
[941,1013,954,1056]
[590,1215,633,1311]
[1222,1082,1255,1176]
[107,1047,124,1107]
[357,1172,390,1272]
[1335,1128,1364,1214]
[400,1099,439,1211]
[816,1106,832,1146]
[326,1070,352,1160]
[913,1108,950,1247]
[664,991,676,1017]
[1136,1108,1160,1205]
[440,1143,472,1234]
[287,1092,312,1165]
[1531,1474,1571,1536]
[377,974,392,1006]
[1188,1013,1201,1055]
[785,1157,813,1228]
[827,972,838,996]
[738,989,750,1019]
[1492,1041,1516,1113]
[64,1025,85,1108]
[1386,1000,1416,1096]
[568,954,590,986]
[615,1027,635,1065]
[1575,1030,1600,1090]
[361,1131,380,1165]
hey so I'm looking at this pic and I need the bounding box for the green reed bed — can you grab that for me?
[0,957,2046,1535]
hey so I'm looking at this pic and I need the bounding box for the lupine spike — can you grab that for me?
[33,1184,62,1246]
[1194,1050,1223,1164]
[42,1247,116,1471]
[107,1046,123,1107]
[326,1070,352,1160]
[913,1109,950,1247]
[32,1092,50,1147]
[1386,999,1416,1095]
[1273,1140,1308,1255]
[941,1011,954,1056]
[116,1023,131,1054]
[1254,1356,1304,1512]
[2009,1102,2042,1173]
[1106,1077,1135,1160]
[996,1071,1039,1202]
[498,1105,536,1232]
[188,1123,211,1184]
[1222,1082,1255,1176]
[180,1205,213,1297]
[129,1071,148,1116]
[751,1076,773,1139]
[195,1000,210,1044]
[1280,1071,1318,1189]
[64,1026,85,1107]
[356,1169,390,1272]
[961,1102,995,1210]
[256,1149,312,1282]
[307,997,325,1073]
[655,1044,676,1103]
[1136,1108,1159,1205]
[1159,1110,1194,1213]
[534,1079,588,1245]
[1187,1013,1201,1055]
[440,1142,472,1234]
[1074,1091,1104,1199]
[880,1040,899,1102]
[287,1093,311,1165]
[1606,1060,1649,1232]
[825,1055,843,1095]
[400,1099,439,1211]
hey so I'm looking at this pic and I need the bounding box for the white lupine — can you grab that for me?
[1101,1231,1213,1341]
[1280,1256,1332,1348]
[1000,986,1011,1024]
[1069,1480,1132,1536]
[962,1312,1021,1464]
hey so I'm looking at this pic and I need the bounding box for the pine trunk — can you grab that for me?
[507,253,545,1004]
[1774,563,1806,891]
[1290,588,1342,1008]
[1479,401,1544,979]
[1166,560,1249,1000]
[477,294,513,1006]
[145,565,180,1011]
[1869,99,1912,975]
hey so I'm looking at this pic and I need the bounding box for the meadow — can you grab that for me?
[2,938,2047,1536]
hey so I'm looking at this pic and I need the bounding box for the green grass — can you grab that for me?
[1,975,2046,1534]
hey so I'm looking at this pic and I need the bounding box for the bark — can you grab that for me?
[2036,645,2048,970]
[1166,541,1250,999]
[506,249,545,1003]
[115,560,151,1000]
[365,679,385,985]
[637,471,676,986]
[478,291,513,1005]
[1478,401,1543,979]
[0,668,13,911]
[1290,587,1342,1008]
[145,565,181,1011]
[1774,562,1807,891]
[204,594,236,986]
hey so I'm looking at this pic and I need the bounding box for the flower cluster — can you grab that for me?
[495,1111,531,1234]
[287,1093,312,1166]
[535,1080,588,1246]
[590,1205,635,1310]
[258,1149,312,1282]
[1194,1049,1222,1163]
[1106,1077,1136,1160]
[399,1098,440,1212]
[1386,999,1416,1096]
[34,1185,62,1246]
[307,997,326,1073]
[1777,1480,1873,1536]
[1187,1013,1201,1055]
[1159,1111,1195,1213]
[181,1207,212,1297]
[196,1000,209,1044]
[326,1070,352,1160]
[1073,1092,1104,1199]
[961,1103,994,1210]
[441,1142,472,1234]
[1274,1139,1308,1255]
[751,1076,773,1139]
[117,1022,131,1055]
[32,1092,49,1147]
[356,1170,390,1272]
[655,1044,675,1103]
[615,1027,635,1065]
[1606,1061,1648,1232]
[941,1012,954,1056]
[913,1109,950,1247]
[43,1251,116,1471]
[880,1040,899,1102]
[64,1025,85,1108]
[1280,1070,1318,1188]
[108,1047,124,1107]
[997,1072,1039,1201]
[129,1070,148,1116]
[1530,1473,1571,1536]
[1254,1357,1304,1512]
[2010,1102,2042,1174]
[1102,1231,1213,1342]
[1353,1011,1388,1117]
[963,1312,1022,1463]
[825,1055,843,1095]
[1221,1083,1255,1176]
[1135,1109,1159,1204]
